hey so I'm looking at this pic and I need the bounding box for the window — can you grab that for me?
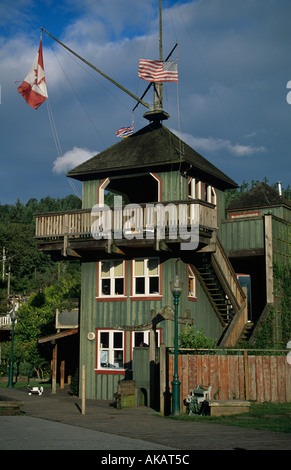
[188,178,202,200]
[132,258,161,297]
[130,329,162,365]
[188,265,197,300]
[132,330,161,349]
[98,260,126,298]
[205,184,217,205]
[96,330,125,371]
[188,178,217,206]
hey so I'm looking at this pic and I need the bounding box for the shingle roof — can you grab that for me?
[226,182,291,211]
[67,122,238,189]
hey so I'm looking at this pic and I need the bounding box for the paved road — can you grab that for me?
[0,387,290,451]
[0,415,173,450]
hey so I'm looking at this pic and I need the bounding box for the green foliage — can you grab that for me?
[273,262,291,346]
[70,368,79,396]
[250,262,291,349]
[179,324,217,351]
[0,195,81,295]
[1,272,80,379]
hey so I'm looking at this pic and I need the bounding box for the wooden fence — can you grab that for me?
[167,350,291,408]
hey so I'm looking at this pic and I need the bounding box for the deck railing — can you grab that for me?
[0,316,16,328]
[35,200,216,239]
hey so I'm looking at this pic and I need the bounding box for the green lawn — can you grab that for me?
[169,402,291,434]
[0,381,51,389]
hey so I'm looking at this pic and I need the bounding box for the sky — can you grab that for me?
[1,0,291,205]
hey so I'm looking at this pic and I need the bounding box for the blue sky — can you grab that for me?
[1,0,290,204]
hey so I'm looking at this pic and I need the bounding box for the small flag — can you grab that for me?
[17,39,48,109]
[116,124,134,139]
[138,59,178,83]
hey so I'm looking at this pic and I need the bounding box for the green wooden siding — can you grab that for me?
[79,170,226,399]
[80,256,224,399]
[82,180,99,209]
[221,218,265,251]
[272,217,291,267]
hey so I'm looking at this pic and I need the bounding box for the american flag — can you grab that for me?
[138,59,178,83]
[116,123,134,138]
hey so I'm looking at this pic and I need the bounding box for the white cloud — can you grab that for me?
[52,147,97,174]
[172,131,266,157]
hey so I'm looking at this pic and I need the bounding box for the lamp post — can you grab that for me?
[170,274,183,415]
[7,302,17,388]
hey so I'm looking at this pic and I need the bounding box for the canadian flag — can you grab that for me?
[18,39,48,109]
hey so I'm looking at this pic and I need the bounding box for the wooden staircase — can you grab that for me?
[237,321,255,344]
[195,259,234,325]
[192,238,248,346]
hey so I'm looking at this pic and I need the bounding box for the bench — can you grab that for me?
[208,400,251,416]
[184,384,212,415]
[0,401,24,415]
[27,385,44,395]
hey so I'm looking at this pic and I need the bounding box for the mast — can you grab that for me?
[41,28,150,110]
[143,0,170,123]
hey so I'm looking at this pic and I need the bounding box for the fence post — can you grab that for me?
[244,350,249,401]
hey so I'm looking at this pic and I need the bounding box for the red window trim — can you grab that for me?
[130,258,162,299]
[187,264,197,302]
[95,328,126,375]
[96,260,127,301]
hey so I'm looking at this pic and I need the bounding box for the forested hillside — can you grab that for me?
[0,195,82,306]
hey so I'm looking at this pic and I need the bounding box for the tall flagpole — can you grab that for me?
[154,0,163,110]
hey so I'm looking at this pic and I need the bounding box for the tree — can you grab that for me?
[0,194,81,296]
[6,272,81,379]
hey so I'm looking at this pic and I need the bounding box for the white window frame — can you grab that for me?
[188,265,197,300]
[206,184,217,205]
[189,178,202,200]
[98,260,126,298]
[131,329,161,349]
[131,258,161,297]
[96,329,125,371]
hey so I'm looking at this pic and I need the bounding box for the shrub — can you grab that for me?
[179,324,217,351]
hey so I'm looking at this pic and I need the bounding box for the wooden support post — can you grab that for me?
[60,360,65,390]
[52,341,57,394]
[149,327,156,409]
[264,215,274,304]
[81,364,86,415]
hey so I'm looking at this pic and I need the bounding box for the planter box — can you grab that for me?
[208,400,251,416]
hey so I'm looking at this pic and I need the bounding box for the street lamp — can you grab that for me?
[7,302,17,388]
[170,274,183,415]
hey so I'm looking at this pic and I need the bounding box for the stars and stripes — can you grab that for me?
[138,59,178,82]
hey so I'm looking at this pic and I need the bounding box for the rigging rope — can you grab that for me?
[46,98,82,200]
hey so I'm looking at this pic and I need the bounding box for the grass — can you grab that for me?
[168,402,291,434]
[0,380,51,389]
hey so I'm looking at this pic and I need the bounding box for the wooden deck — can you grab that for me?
[35,199,216,248]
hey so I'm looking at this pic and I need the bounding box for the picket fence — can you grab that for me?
[167,350,291,407]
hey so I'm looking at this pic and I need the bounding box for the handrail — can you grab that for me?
[35,200,217,239]
[211,238,245,312]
